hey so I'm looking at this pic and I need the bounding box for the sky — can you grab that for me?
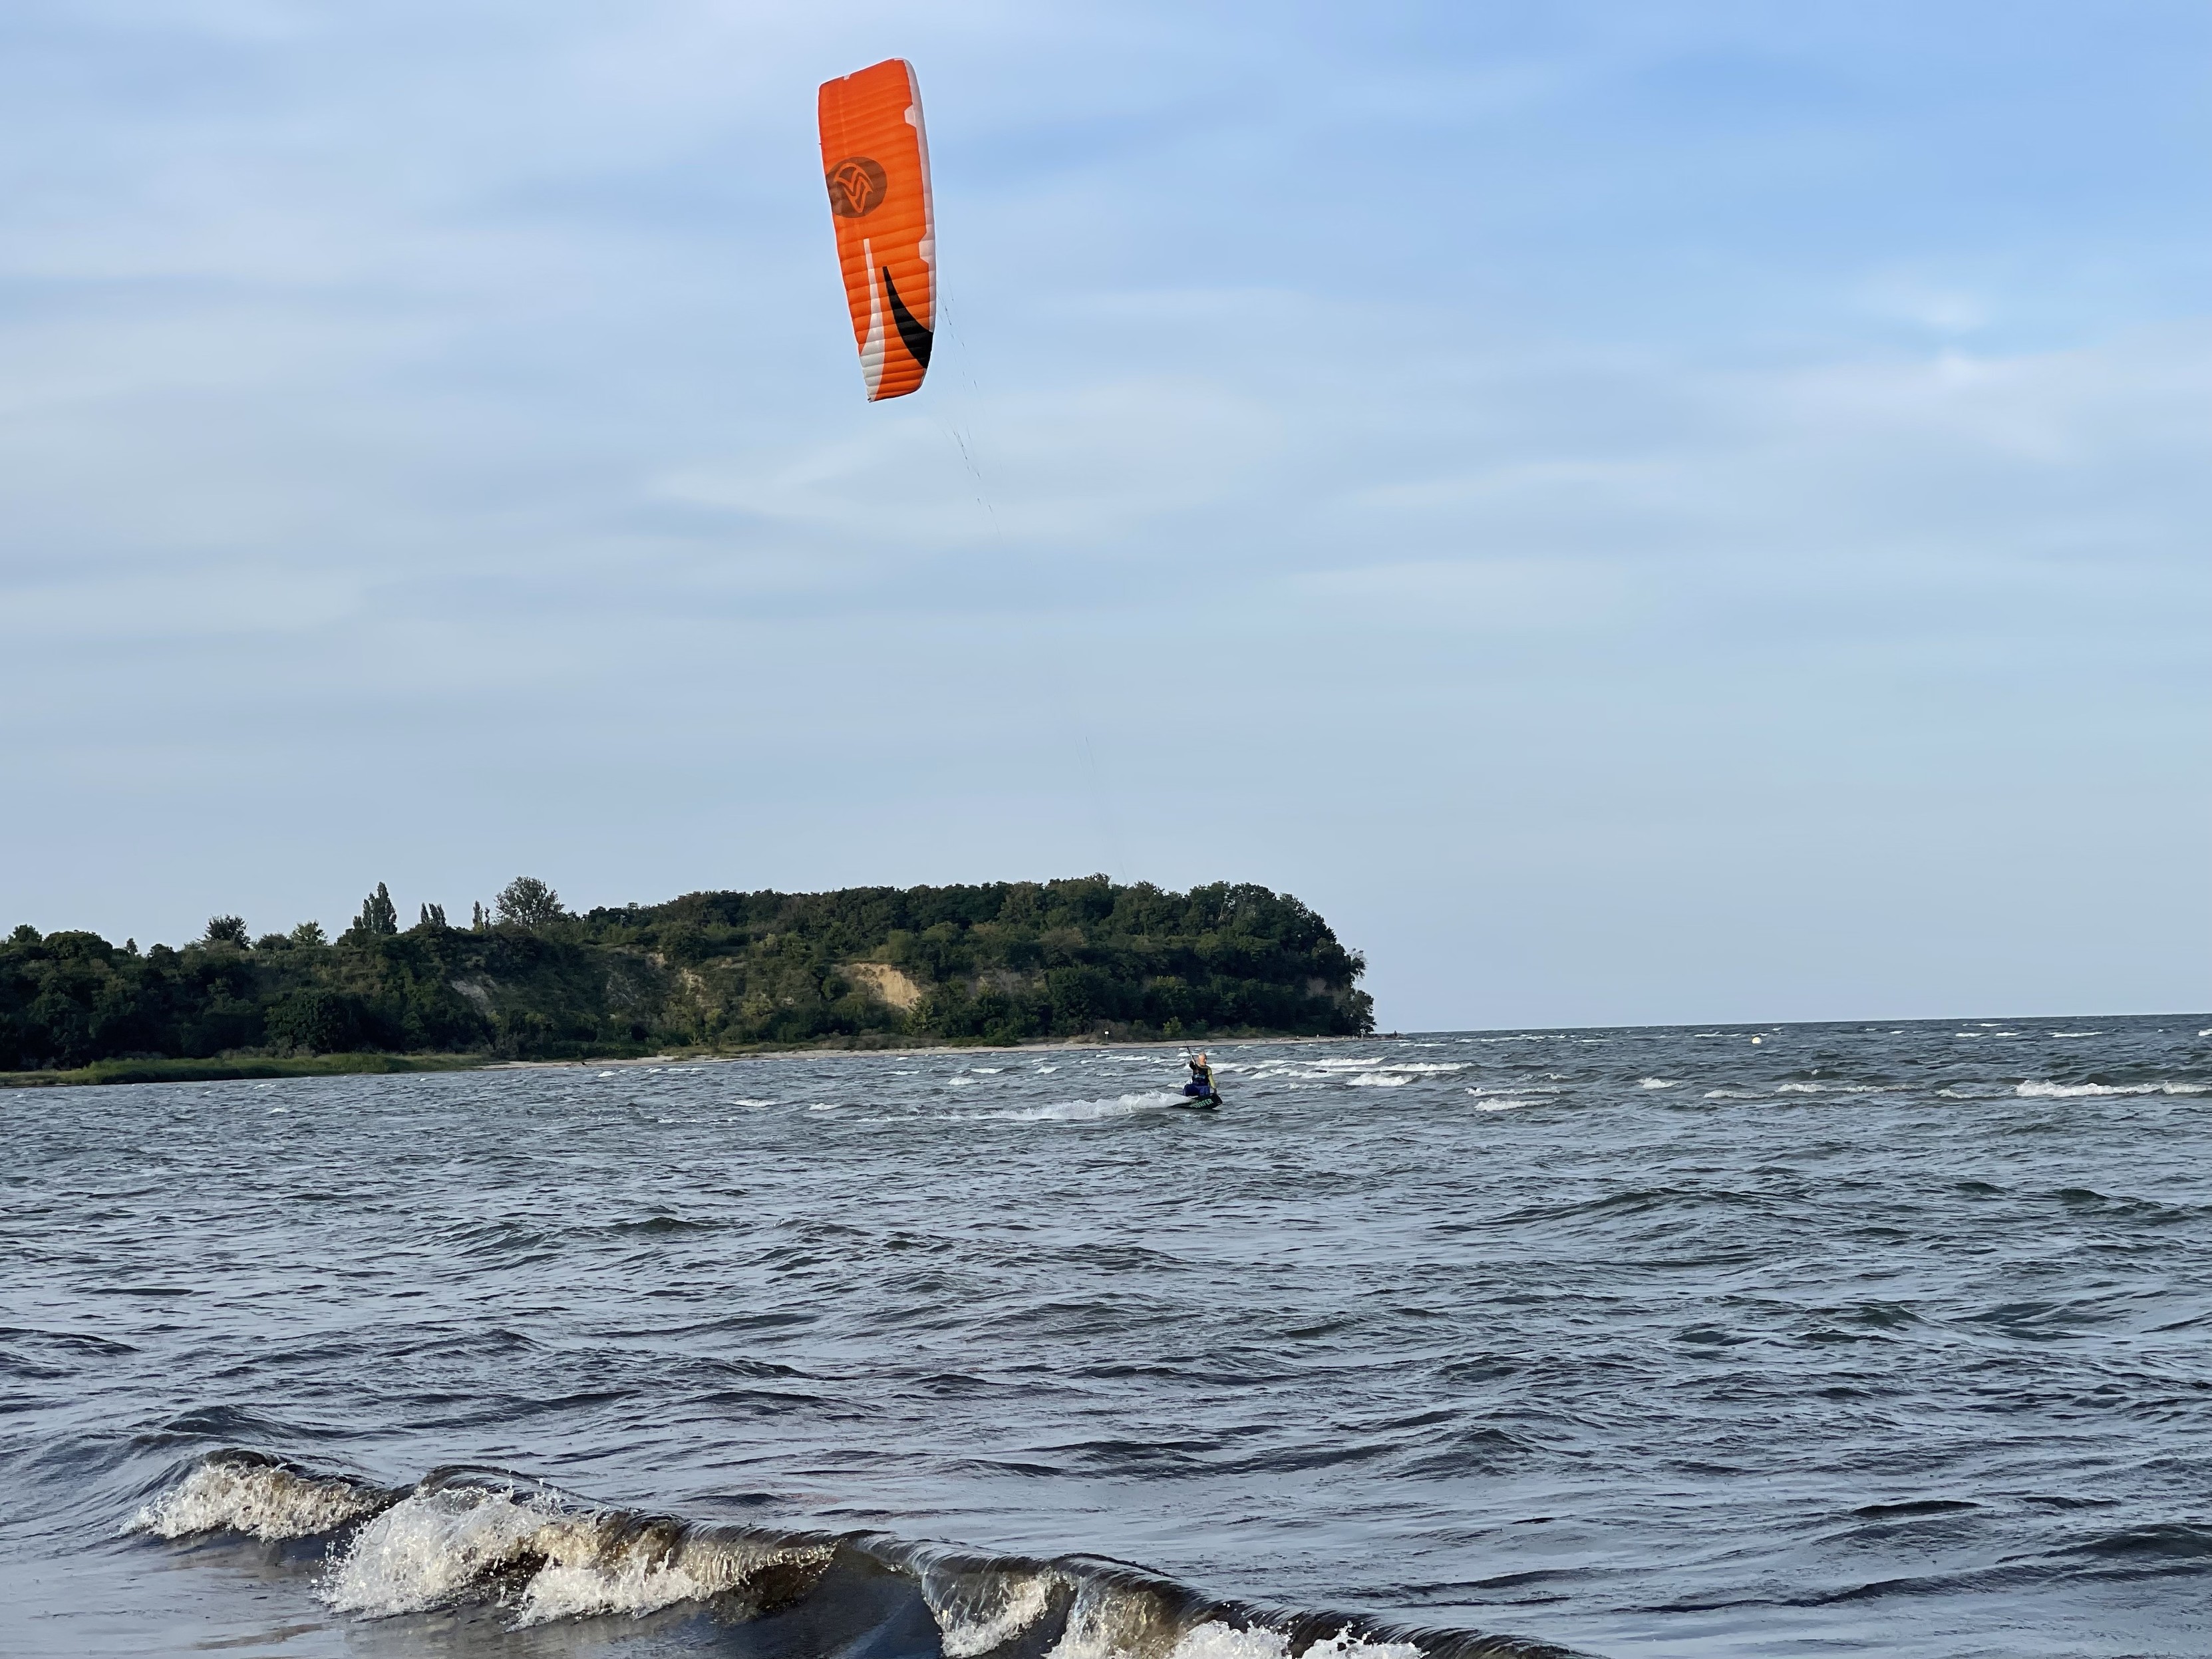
[2,0,2206,1030]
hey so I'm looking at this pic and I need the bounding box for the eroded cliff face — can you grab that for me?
[842,962,924,1012]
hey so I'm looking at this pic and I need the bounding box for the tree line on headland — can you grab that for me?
[1,876,1374,1078]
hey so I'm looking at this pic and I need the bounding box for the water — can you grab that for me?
[4,1018,2210,1659]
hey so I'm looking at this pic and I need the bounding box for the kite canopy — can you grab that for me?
[818,59,935,402]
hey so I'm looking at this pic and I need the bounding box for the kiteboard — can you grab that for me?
[1169,1094,1223,1112]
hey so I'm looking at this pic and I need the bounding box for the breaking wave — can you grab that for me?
[127,1451,1573,1658]
[951,1091,1190,1124]
[2015,1080,2209,1099]
[128,1449,391,1541]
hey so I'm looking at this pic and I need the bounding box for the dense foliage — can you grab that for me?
[0,876,1372,1068]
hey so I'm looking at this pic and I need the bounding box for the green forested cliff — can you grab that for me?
[1,876,1372,1074]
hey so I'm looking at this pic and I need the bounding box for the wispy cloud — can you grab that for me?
[1,1,2205,1023]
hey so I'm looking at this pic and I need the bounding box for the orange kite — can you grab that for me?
[818,59,935,401]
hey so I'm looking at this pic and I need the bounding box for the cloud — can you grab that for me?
[0,1,2204,1023]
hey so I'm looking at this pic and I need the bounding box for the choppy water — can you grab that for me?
[5,1018,2211,1659]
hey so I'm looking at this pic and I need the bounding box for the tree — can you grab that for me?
[496,876,564,931]
[265,989,362,1055]
[204,916,249,947]
[418,903,448,930]
[355,884,398,937]
[289,920,328,948]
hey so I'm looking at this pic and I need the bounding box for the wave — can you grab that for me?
[953,1092,1189,1124]
[128,1451,1577,1658]
[2016,1080,2210,1099]
[128,1449,391,1542]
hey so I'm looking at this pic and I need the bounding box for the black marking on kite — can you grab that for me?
[881,267,933,372]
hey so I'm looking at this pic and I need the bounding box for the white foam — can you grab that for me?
[1345,1074,1411,1088]
[518,1528,827,1627]
[2016,1080,2210,1098]
[1636,1078,1678,1090]
[929,1569,1061,1658]
[956,1092,1184,1124]
[1775,1083,1824,1094]
[323,1484,830,1624]
[729,1098,777,1108]
[130,1459,384,1542]
[1166,1624,1293,1659]
[1303,1631,1426,1659]
[1154,1624,1424,1659]
[1467,1095,1533,1112]
[1378,1062,1466,1074]
[325,1485,559,1616]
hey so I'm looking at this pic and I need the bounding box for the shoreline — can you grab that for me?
[0,1032,1359,1090]
[482,1031,1359,1071]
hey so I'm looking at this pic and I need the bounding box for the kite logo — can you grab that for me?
[826,157,889,218]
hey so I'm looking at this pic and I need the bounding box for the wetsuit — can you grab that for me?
[1183,1061,1217,1102]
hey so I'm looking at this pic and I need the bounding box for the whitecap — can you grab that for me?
[129,1457,385,1542]
[322,1482,831,1624]
[1345,1074,1412,1088]
[953,1092,1184,1125]
[1775,1083,1824,1094]
[2016,1080,2211,1099]
[1636,1078,1678,1090]
[1156,1623,1422,1659]
[927,1567,1063,1658]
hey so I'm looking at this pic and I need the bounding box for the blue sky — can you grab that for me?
[3,1,2205,1028]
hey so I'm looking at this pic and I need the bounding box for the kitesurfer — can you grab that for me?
[1182,1052,1221,1107]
